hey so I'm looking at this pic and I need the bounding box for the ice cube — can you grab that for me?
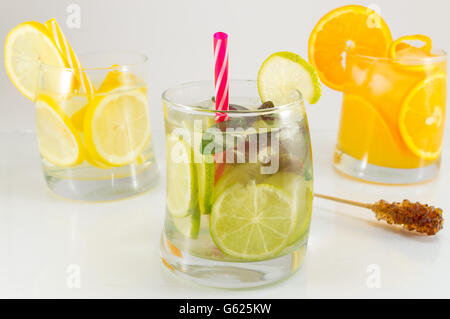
[369,72,392,96]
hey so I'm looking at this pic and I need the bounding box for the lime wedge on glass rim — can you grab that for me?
[210,182,296,261]
[257,51,321,105]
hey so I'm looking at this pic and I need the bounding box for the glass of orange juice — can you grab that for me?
[308,5,447,184]
[334,46,447,184]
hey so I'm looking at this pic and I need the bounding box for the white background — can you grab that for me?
[1,0,449,133]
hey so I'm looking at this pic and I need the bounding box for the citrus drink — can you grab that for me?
[4,19,159,200]
[161,80,313,288]
[35,60,159,200]
[337,51,446,170]
[308,5,447,183]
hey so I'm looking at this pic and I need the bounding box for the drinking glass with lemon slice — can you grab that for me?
[5,20,159,200]
[309,5,447,184]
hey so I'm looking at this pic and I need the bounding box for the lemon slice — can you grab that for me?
[98,68,138,93]
[35,94,84,167]
[44,18,95,97]
[70,68,136,133]
[4,21,67,100]
[258,51,321,105]
[399,73,447,160]
[166,134,198,218]
[85,154,111,169]
[210,182,296,261]
[83,88,151,166]
[70,100,89,132]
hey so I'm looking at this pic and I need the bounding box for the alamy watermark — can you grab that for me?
[366,3,382,29]
[366,264,381,288]
[66,3,81,29]
[66,264,81,289]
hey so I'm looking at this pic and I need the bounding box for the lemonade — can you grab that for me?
[4,20,159,200]
[161,80,314,288]
[309,5,447,183]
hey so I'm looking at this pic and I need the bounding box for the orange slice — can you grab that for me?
[399,73,447,160]
[338,94,431,168]
[308,5,392,91]
[388,35,440,74]
[389,34,432,60]
[338,95,396,166]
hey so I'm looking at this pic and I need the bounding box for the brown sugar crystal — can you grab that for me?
[371,199,444,235]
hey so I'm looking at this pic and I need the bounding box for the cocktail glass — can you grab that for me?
[35,52,159,201]
[335,49,447,184]
[161,80,313,288]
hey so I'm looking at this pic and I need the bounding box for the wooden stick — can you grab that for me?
[314,193,444,235]
[314,193,372,209]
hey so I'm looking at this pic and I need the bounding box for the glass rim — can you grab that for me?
[30,50,148,72]
[161,79,304,115]
[346,48,447,63]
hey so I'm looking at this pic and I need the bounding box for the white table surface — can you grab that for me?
[1,129,449,299]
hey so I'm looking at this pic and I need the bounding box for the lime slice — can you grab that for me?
[187,119,215,215]
[258,51,321,105]
[198,156,215,214]
[264,172,313,245]
[213,163,263,202]
[166,134,198,218]
[210,182,296,261]
[170,207,200,238]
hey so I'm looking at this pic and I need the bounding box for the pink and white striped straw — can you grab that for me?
[213,32,229,122]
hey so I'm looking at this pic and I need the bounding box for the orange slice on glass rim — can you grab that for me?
[308,5,392,91]
[399,73,447,160]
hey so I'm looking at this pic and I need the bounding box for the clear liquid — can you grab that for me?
[42,141,156,181]
[163,100,313,263]
[36,86,159,200]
